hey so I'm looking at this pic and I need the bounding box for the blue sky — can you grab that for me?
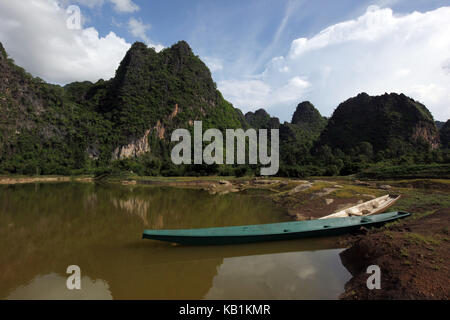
[0,0,449,121]
[83,0,450,77]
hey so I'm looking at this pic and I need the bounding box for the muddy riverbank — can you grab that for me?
[339,208,449,299]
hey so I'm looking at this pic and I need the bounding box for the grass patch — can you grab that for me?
[357,164,450,180]
[383,179,450,185]
[389,188,450,214]
[330,184,383,198]
[405,233,441,246]
[384,230,394,239]
[432,265,441,271]
[402,260,412,266]
[400,248,409,257]
[304,181,334,193]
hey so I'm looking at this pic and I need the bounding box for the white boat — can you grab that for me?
[319,194,400,219]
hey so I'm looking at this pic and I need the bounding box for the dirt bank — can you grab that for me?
[339,208,450,299]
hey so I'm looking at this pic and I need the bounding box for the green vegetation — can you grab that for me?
[405,233,441,246]
[357,164,450,179]
[0,41,244,176]
[244,109,279,130]
[400,248,409,257]
[0,40,448,178]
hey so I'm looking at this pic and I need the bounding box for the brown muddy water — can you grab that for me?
[0,182,352,299]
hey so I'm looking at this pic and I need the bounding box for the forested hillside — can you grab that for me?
[0,41,448,177]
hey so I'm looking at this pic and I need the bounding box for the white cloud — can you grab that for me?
[128,18,164,52]
[67,0,105,9]
[110,0,139,13]
[68,0,139,13]
[203,57,223,72]
[219,80,271,110]
[219,76,310,114]
[0,0,131,84]
[128,17,150,41]
[220,6,450,121]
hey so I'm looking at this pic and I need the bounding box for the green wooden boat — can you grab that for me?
[142,211,411,246]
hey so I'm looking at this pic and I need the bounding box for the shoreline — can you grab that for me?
[0,176,72,185]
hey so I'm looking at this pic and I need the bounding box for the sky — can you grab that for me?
[0,0,449,122]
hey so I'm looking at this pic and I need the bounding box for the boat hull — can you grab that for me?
[319,194,400,219]
[142,211,411,246]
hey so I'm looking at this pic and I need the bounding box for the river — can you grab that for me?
[0,182,352,299]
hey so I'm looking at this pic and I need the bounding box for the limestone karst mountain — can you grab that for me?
[0,40,447,176]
